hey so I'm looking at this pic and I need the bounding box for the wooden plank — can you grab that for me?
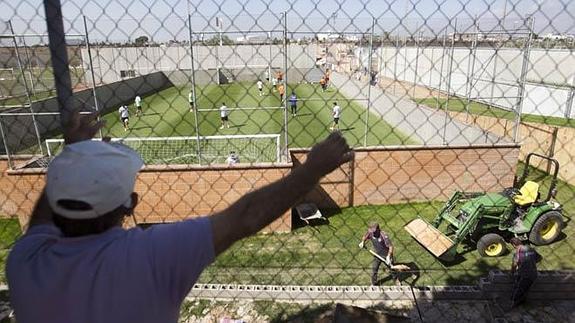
[404,218,454,257]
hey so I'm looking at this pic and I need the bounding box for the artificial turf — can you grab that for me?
[100,82,416,149]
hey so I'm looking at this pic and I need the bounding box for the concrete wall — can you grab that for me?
[0,72,172,155]
[372,46,575,118]
[292,144,518,208]
[0,159,292,232]
[448,111,575,185]
[83,44,319,84]
[2,144,518,232]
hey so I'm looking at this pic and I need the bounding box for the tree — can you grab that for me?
[135,35,149,46]
[204,35,234,46]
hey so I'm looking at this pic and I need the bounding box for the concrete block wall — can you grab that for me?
[0,72,172,155]
[2,144,519,233]
[448,111,575,185]
[0,159,292,233]
[291,144,519,208]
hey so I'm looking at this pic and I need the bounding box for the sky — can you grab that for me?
[0,0,573,43]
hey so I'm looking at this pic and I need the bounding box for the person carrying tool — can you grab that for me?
[359,223,400,286]
[510,237,538,308]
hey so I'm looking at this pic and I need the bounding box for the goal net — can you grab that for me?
[45,134,281,165]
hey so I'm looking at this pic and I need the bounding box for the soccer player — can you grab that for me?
[324,68,331,88]
[226,151,239,165]
[278,84,285,102]
[118,104,129,131]
[289,92,298,116]
[188,90,194,112]
[271,77,277,92]
[219,102,229,129]
[330,101,341,131]
[319,77,327,92]
[257,80,264,97]
[276,70,283,83]
[134,95,142,117]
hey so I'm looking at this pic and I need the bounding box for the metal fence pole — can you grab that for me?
[21,37,37,96]
[363,18,375,147]
[9,20,44,155]
[442,21,456,145]
[188,14,202,165]
[82,16,103,139]
[44,0,74,131]
[268,31,272,85]
[513,16,534,142]
[464,17,478,121]
[0,115,13,169]
[282,12,289,161]
[393,37,399,94]
[413,29,421,97]
[437,30,447,112]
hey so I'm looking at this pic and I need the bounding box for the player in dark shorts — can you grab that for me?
[289,93,298,116]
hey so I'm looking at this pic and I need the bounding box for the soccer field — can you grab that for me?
[100,82,416,155]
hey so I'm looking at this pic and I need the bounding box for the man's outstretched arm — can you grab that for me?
[210,132,354,256]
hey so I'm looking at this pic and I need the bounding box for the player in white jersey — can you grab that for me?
[256,80,264,96]
[330,102,341,131]
[226,151,240,165]
[219,103,229,129]
[118,105,130,131]
[134,95,142,117]
[188,91,194,112]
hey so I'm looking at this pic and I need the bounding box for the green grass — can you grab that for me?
[0,90,56,107]
[197,163,574,286]
[100,82,416,150]
[418,97,575,128]
[0,218,22,283]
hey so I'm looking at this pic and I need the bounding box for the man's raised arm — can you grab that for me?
[210,132,354,256]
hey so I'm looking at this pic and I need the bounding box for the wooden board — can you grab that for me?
[404,218,454,257]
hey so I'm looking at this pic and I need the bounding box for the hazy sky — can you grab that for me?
[0,0,572,42]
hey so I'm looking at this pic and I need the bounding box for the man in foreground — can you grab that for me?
[7,112,353,323]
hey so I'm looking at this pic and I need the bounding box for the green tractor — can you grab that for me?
[404,153,565,261]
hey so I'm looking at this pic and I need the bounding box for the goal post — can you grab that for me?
[45,134,282,165]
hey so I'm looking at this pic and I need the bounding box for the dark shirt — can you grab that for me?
[289,95,297,106]
[364,230,392,256]
[513,245,538,276]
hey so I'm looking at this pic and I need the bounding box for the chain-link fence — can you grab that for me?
[0,0,574,321]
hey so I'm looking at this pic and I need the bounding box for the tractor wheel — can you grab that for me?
[477,233,507,257]
[529,211,564,246]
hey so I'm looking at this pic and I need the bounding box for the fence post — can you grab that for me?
[513,16,534,142]
[565,85,574,119]
[282,12,289,161]
[82,16,103,139]
[464,17,478,121]
[443,20,457,145]
[20,37,37,96]
[437,30,447,111]
[188,14,202,165]
[9,20,44,155]
[0,115,13,169]
[44,0,74,133]
[413,29,421,97]
[363,18,375,147]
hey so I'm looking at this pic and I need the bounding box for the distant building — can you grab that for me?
[542,33,574,41]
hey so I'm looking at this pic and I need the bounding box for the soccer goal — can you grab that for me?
[45,134,282,165]
[0,68,15,80]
